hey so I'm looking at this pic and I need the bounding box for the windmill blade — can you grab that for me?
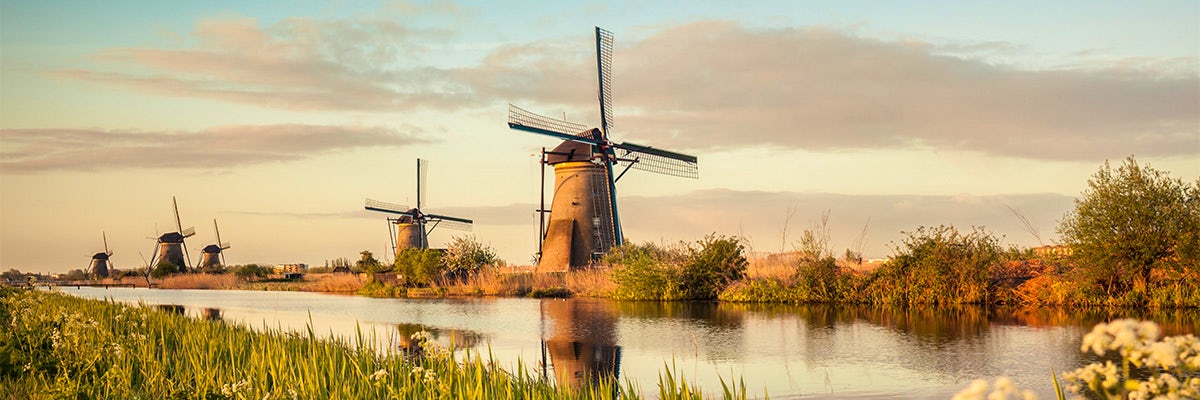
[220,242,231,250]
[417,158,429,210]
[173,196,184,234]
[596,26,614,135]
[181,227,196,238]
[365,198,413,215]
[103,231,112,256]
[426,215,473,232]
[613,141,699,179]
[213,219,223,247]
[508,104,600,144]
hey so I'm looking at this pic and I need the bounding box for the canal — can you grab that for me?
[63,287,1198,399]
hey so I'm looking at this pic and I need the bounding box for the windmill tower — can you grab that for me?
[508,27,699,272]
[147,196,195,273]
[87,231,114,278]
[197,219,231,271]
[364,159,473,259]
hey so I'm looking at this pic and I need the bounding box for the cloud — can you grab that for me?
[53,15,476,111]
[469,21,1198,161]
[55,19,1197,160]
[0,124,430,172]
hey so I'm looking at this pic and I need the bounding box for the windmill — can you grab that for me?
[197,219,231,271]
[507,27,699,272]
[146,196,195,274]
[364,158,473,259]
[86,231,114,279]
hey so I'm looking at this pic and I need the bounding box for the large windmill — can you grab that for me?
[86,231,114,279]
[196,219,231,271]
[147,196,195,273]
[507,27,699,272]
[364,159,473,259]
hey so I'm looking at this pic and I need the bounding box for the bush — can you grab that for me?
[608,234,747,301]
[1058,156,1200,298]
[866,225,1001,304]
[232,264,269,281]
[393,248,445,287]
[150,262,178,279]
[441,236,498,280]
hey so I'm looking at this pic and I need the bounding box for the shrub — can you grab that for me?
[232,264,269,281]
[866,225,1001,304]
[393,248,445,287]
[441,236,498,280]
[608,234,747,301]
[150,261,178,279]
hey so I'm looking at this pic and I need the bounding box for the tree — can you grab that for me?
[441,236,498,279]
[233,264,269,280]
[356,250,387,277]
[1058,157,1200,295]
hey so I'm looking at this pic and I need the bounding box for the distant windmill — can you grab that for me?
[196,219,231,271]
[86,231,114,279]
[364,159,473,259]
[507,27,699,272]
[146,196,195,273]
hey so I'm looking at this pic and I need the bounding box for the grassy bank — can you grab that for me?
[0,288,747,399]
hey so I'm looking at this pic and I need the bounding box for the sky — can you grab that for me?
[1,0,1197,273]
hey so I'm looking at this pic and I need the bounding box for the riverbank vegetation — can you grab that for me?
[30,157,1196,308]
[0,288,748,399]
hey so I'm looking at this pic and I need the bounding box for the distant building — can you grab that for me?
[273,263,308,274]
[1033,245,1072,258]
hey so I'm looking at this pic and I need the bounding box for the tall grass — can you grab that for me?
[157,273,239,290]
[0,288,748,399]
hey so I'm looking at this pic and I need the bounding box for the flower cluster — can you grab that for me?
[220,378,251,397]
[1065,319,1200,399]
[952,376,1037,400]
[410,331,450,361]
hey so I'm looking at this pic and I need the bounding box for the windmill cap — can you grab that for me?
[91,252,110,260]
[158,232,186,242]
[202,244,223,253]
[546,134,601,165]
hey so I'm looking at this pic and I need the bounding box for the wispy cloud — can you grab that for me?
[53,15,476,111]
[55,18,1198,160]
[0,124,431,172]
[471,21,1198,160]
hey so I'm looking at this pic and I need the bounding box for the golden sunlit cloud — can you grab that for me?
[0,124,432,172]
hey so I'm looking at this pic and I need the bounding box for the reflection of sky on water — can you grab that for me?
[63,287,1197,399]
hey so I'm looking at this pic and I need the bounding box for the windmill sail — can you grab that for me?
[506,26,700,270]
[363,159,473,254]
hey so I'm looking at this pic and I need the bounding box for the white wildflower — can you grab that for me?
[369,368,386,381]
[952,377,1036,400]
[423,369,437,384]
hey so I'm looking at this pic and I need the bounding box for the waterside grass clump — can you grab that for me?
[0,288,748,399]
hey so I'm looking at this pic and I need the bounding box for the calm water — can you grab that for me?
[62,287,1198,399]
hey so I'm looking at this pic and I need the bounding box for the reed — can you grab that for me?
[0,288,749,399]
[157,273,239,290]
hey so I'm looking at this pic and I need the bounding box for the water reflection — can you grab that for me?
[156,304,185,314]
[202,307,222,321]
[542,299,621,391]
[395,323,484,354]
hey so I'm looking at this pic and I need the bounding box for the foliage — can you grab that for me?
[393,248,445,287]
[866,225,1001,304]
[0,288,747,400]
[1063,319,1199,399]
[355,250,387,275]
[356,281,405,298]
[608,235,747,301]
[232,264,270,280]
[441,236,498,280]
[150,261,178,279]
[1058,156,1200,298]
